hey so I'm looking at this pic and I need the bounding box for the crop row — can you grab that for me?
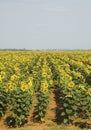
[0,51,91,127]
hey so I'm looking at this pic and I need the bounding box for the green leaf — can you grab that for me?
[63,103,68,107]
[66,109,72,114]
[71,105,77,110]
[39,112,43,117]
[40,117,45,122]
[63,118,68,123]
[68,115,74,120]
[16,108,22,113]
[26,101,30,105]
[17,99,21,102]
[61,112,65,116]
[34,115,38,118]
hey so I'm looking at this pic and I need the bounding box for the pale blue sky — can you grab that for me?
[0,0,91,50]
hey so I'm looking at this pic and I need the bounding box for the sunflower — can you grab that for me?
[41,81,48,88]
[68,81,75,88]
[49,80,53,85]
[10,74,17,80]
[28,76,33,81]
[65,94,72,98]
[79,85,85,90]
[41,80,49,93]
[42,72,47,77]
[33,71,37,75]
[9,85,14,91]
[44,82,48,88]
[28,81,32,87]
[47,74,51,79]
[0,78,2,83]
[21,85,28,91]
[87,88,91,96]
[42,88,48,93]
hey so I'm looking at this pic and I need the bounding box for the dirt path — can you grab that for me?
[45,89,57,123]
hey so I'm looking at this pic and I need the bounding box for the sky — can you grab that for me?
[0,0,91,50]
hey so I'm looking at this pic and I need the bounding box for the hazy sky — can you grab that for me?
[0,0,91,50]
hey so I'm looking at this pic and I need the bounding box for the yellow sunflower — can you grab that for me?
[21,85,28,91]
[28,81,32,87]
[68,81,75,88]
[87,88,91,96]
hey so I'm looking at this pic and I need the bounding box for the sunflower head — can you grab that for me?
[68,81,75,88]
[21,85,28,91]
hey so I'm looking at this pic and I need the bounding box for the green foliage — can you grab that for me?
[0,86,8,118]
[34,91,49,122]
[5,90,33,127]
[0,51,91,129]
[58,84,91,124]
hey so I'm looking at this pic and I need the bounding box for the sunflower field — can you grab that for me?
[0,50,91,127]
